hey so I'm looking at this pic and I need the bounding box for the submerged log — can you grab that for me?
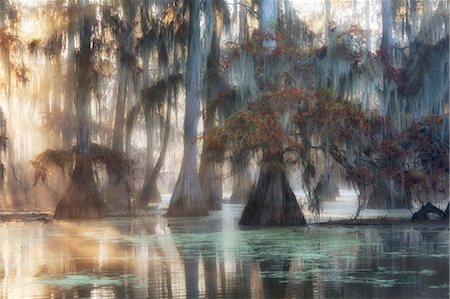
[412,202,449,220]
[239,151,306,226]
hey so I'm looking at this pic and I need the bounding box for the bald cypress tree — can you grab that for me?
[166,0,208,217]
[54,3,108,219]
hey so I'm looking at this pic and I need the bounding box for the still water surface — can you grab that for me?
[0,204,448,298]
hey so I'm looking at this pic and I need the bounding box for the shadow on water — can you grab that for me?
[0,204,448,298]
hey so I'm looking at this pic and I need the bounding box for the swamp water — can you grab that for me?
[0,202,448,299]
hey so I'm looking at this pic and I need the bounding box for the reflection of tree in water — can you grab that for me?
[128,217,175,298]
[167,216,256,298]
[259,258,291,298]
[168,219,204,298]
[332,226,449,298]
[241,229,306,299]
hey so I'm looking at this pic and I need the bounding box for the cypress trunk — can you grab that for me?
[54,155,108,219]
[138,112,161,207]
[138,101,172,208]
[166,0,207,217]
[54,6,108,219]
[229,153,252,204]
[199,134,223,210]
[239,151,306,226]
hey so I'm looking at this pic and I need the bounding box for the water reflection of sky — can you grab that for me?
[0,204,448,299]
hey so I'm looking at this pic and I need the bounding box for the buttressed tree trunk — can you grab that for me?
[166,0,208,217]
[239,151,306,226]
[107,21,135,212]
[54,5,108,219]
[239,0,305,226]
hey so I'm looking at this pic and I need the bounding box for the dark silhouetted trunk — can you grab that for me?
[138,99,171,208]
[412,202,449,220]
[137,112,161,207]
[239,151,306,226]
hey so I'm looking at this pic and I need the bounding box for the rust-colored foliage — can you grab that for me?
[202,127,227,160]
[221,88,304,156]
[296,91,448,206]
[31,149,73,185]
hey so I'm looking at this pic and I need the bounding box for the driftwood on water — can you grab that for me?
[412,202,449,220]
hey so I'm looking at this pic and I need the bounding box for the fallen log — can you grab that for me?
[412,202,449,220]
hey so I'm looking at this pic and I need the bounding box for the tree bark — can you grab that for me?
[239,151,306,226]
[166,0,207,217]
[54,155,108,219]
[199,110,223,210]
[324,0,331,44]
[229,153,252,204]
[54,6,108,219]
[381,0,393,59]
[260,0,278,53]
[138,100,172,208]
[199,14,224,211]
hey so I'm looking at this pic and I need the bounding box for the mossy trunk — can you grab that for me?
[138,163,161,206]
[230,153,252,204]
[199,153,223,210]
[313,172,340,202]
[166,0,207,217]
[139,98,172,208]
[239,151,306,226]
[54,155,108,219]
[54,8,107,220]
[199,109,223,210]
[138,112,161,208]
[198,11,225,211]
